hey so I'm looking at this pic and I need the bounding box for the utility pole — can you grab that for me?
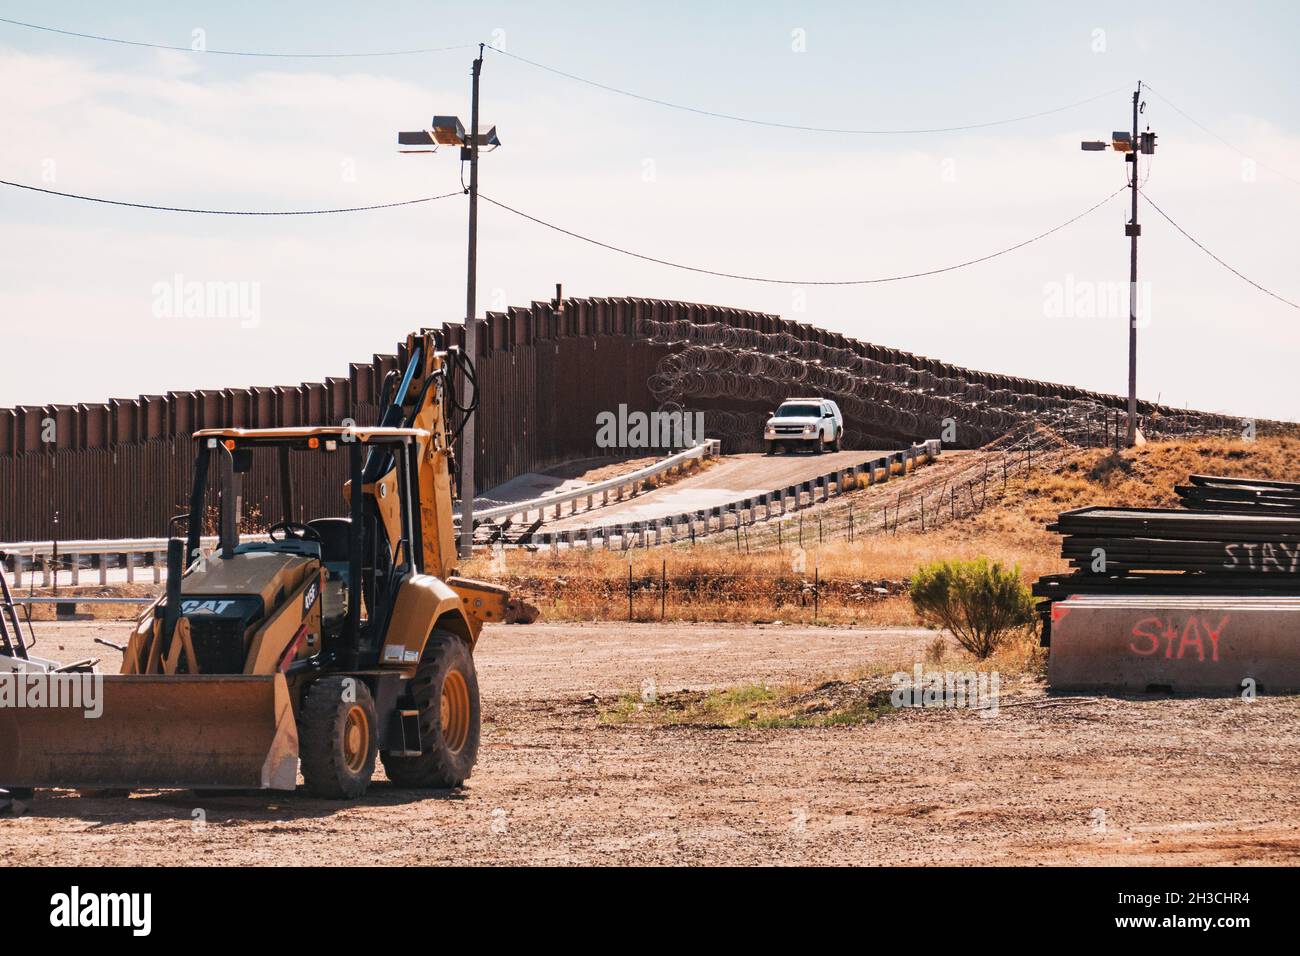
[1125,82,1140,447]
[1081,81,1154,448]
[398,45,501,560]
[460,44,484,559]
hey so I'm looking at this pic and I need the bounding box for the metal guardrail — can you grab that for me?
[1,535,219,555]
[468,440,721,527]
[0,537,219,587]
[523,439,942,549]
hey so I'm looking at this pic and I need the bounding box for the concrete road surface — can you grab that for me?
[543,449,892,530]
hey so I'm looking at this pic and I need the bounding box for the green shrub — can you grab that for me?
[909,558,1036,659]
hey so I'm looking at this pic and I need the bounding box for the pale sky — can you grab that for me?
[1,1,1297,420]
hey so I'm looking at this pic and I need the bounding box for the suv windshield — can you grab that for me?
[774,404,821,418]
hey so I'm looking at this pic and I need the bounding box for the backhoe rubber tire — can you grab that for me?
[299,675,378,800]
[381,630,480,790]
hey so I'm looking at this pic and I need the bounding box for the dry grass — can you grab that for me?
[472,545,918,624]
[600,678,897,729]
[598,626,1046,730]
[921,624,1047,682]
[467,434,1299,624]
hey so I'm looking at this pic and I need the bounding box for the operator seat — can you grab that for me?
[307,517,352,632]
[306,517,351,564]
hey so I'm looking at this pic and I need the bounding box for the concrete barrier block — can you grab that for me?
[1049,595,1300,694]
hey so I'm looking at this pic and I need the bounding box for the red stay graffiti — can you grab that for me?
[1129,614,1229,662]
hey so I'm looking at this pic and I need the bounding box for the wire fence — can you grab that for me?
[499,563,913,625]
[640,317,1254,450]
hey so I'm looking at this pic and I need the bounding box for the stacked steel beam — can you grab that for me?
[1176,475,1300,515]
[1036,505,1300,605]
[1058,507,1300,574]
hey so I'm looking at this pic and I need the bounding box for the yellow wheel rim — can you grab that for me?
[343,705,370,774]
[440,669,471,754]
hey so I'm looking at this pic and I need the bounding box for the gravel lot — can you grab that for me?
[3,620,1299,865]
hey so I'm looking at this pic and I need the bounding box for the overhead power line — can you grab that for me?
[486,47,1127,134]
[0,179,465,215]
[1143,83,1300,188]
[0,15,469,58]
[1139,189,1300,310]
[480,186,1126,285]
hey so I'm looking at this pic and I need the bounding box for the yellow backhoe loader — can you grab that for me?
[0,332,506,799]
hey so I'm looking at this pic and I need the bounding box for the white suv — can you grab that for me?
[764,398,844,454]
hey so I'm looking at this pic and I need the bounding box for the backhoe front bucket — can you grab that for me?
[0,674,299,791]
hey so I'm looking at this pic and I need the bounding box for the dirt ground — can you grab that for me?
[4,620,1300,866]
